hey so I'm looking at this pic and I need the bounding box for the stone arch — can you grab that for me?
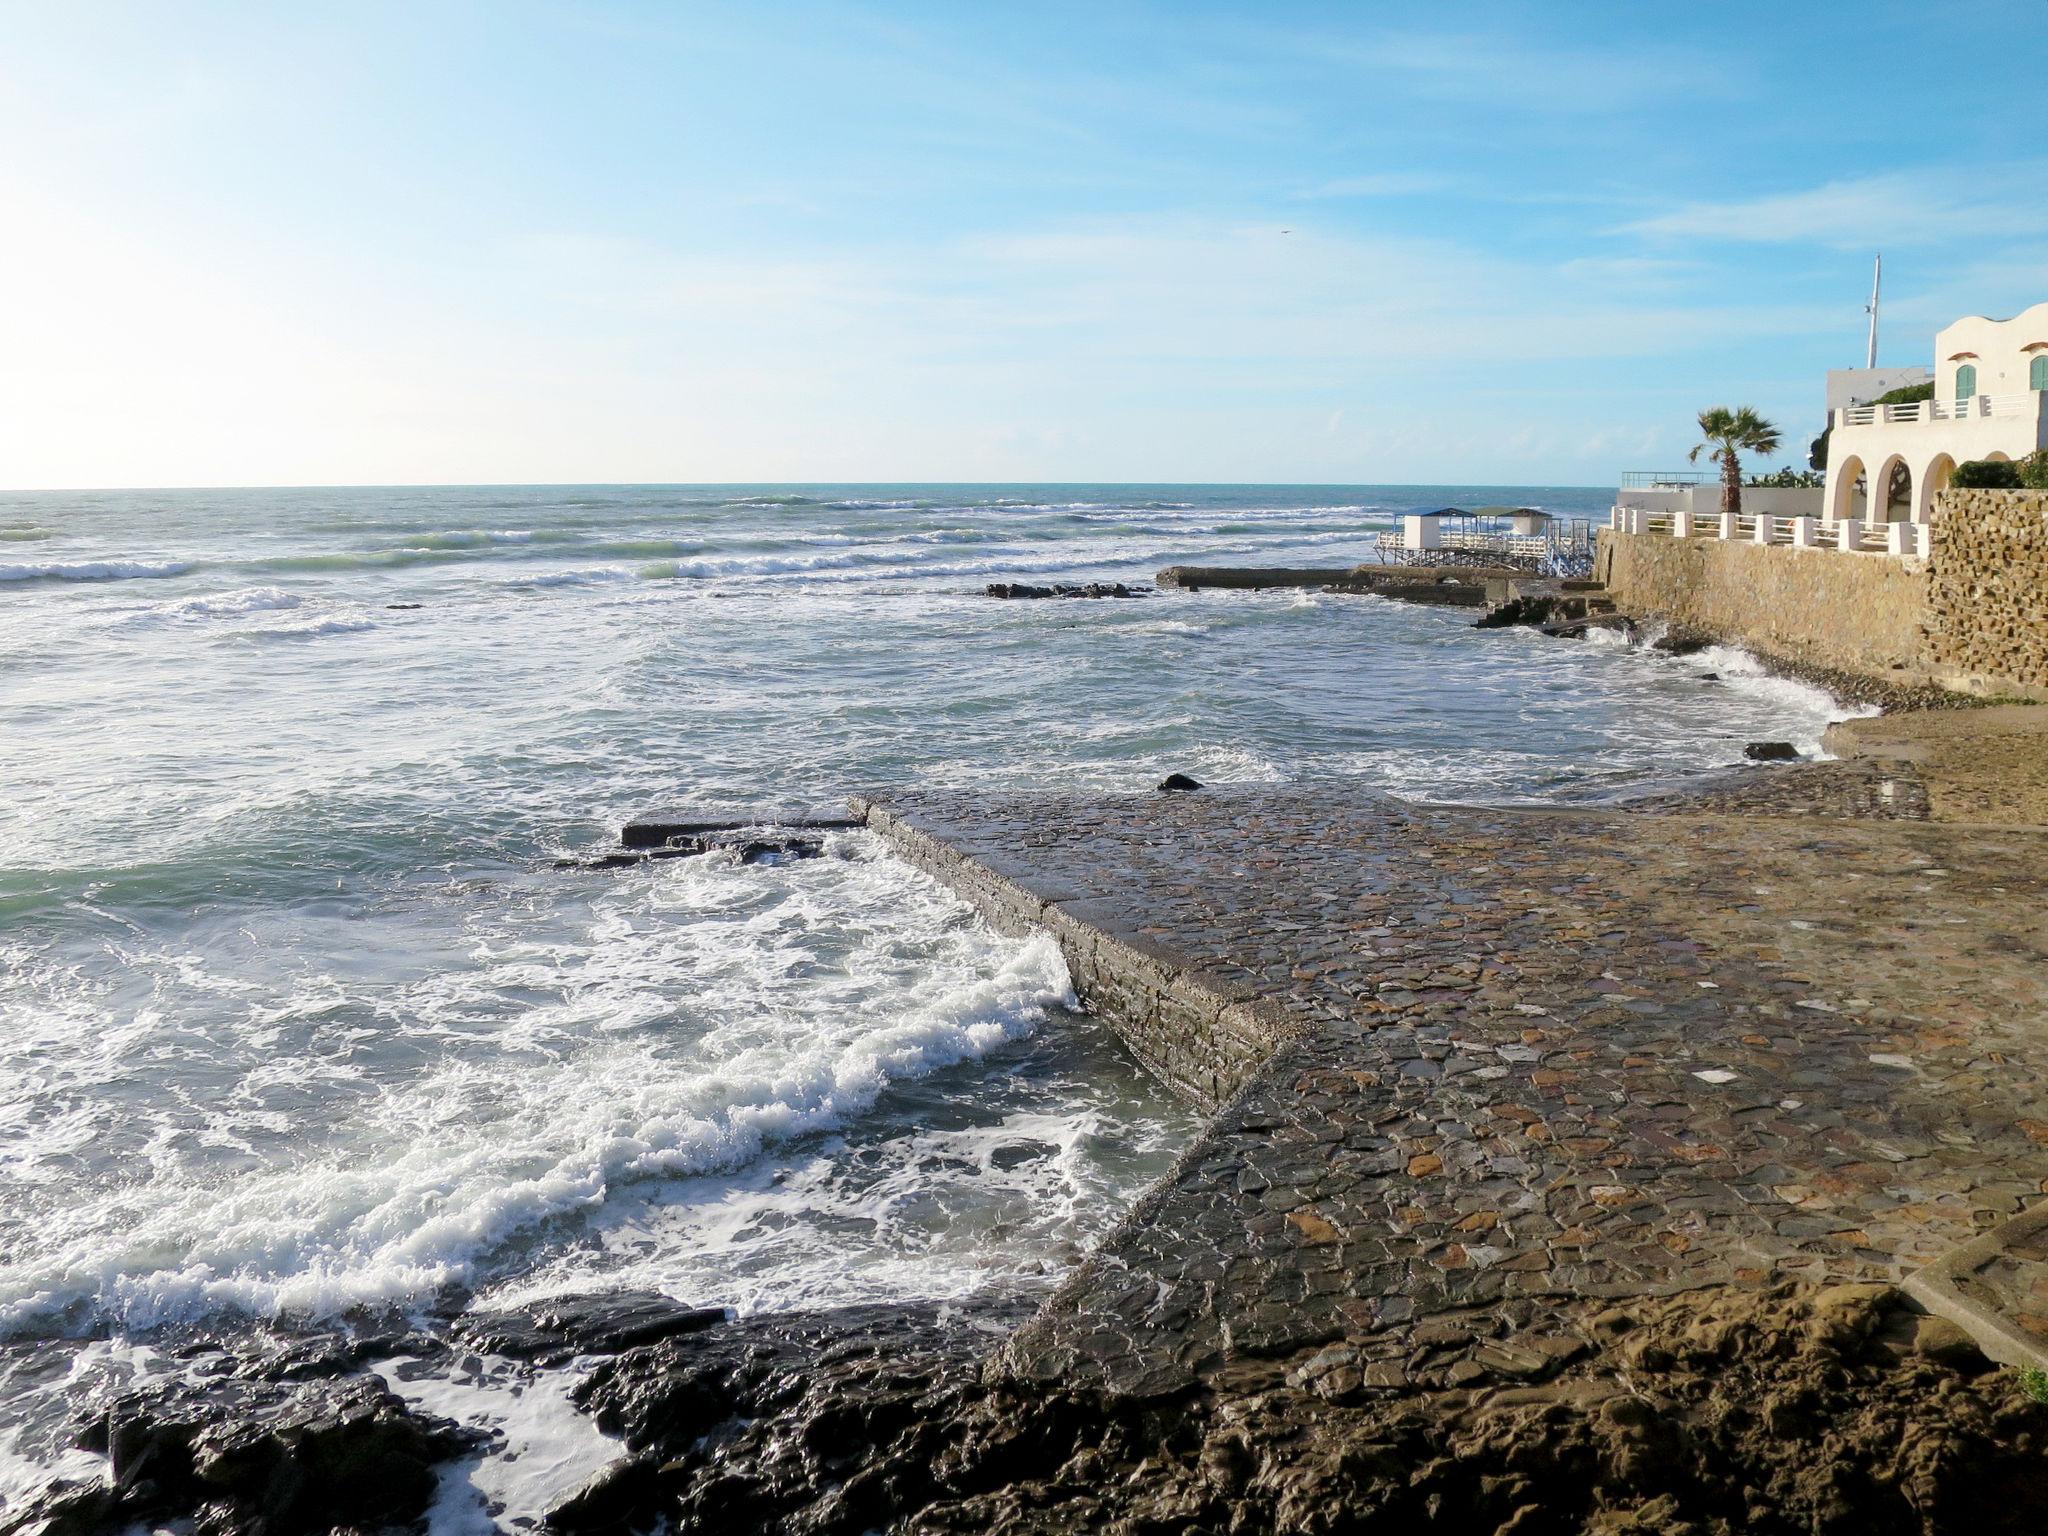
[1830,454,1868,523]
[1874,453,1913,523]
[1917,453,1956,522]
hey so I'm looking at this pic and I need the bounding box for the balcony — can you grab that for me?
[1833,392,2045,430]
[1609,504,1927,559]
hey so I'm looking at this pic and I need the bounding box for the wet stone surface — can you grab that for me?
[863,784,2048,1399]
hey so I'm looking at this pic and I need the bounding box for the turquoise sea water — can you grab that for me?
[0,483,1864,1514]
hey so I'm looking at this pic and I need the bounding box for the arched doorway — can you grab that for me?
[1874,455,1913,523]
[1917,454,1956,522]
[1830,454,1868,523]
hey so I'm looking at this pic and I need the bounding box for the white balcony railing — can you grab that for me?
[1836,392,2039,428]
[1608,506,1926,558]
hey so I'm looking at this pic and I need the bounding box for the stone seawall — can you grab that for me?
[852,796,1296,1107]
[1598,491,2048,699]
[1596,527,1933,679]
[1926,489,2048,695]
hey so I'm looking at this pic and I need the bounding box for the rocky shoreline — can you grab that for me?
[12,646,2048,1535]
[17,1274,2038,1535]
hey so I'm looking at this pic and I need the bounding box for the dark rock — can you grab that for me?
[989,1140,1057,1171]
[620,808,860,851]
[1744,741,1802,761]
[454,1291,728,1366]
[1650,631,1716,657]
[384,602,424,610]
[1157,774,1204,793]
[550,1301,1038,1535]
[985,582,1149,600]
[557,834,829,871]
[23,1371,476,1536]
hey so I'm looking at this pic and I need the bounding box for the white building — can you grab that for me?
[1825,301,2048,524]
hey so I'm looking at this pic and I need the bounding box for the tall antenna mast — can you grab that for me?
[1865,254,1882,368]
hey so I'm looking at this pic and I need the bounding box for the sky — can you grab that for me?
[4,1,2047,489]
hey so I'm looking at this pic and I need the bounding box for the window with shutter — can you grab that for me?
[2031,355,2048,391]
[1955,363,1978,399]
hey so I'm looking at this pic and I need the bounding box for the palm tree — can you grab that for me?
[1689,406,1783,518]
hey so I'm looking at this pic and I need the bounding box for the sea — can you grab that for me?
[0,483,1867,1525]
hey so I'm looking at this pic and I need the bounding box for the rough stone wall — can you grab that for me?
[1925,490,2048,695]
[1597,529,1933,678]
[852,797,1295,1107]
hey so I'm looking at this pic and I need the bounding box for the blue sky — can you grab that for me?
[4,1,2046,487]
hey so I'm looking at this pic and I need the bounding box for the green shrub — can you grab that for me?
[1952,459,2023,489]
[1871,381,1935,407]
[1746,467,1822,488]
[2017,1364,2048,1405]
[2019,449,2048,491]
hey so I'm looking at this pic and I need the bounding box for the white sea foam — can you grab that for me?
[241,614,379,638]
[1685,644,1876,754]
[522,567,639,586]
[0,844,1076,1335]
[168,586,305,617]
[0,559,189,582]
[377,1356,623,1536]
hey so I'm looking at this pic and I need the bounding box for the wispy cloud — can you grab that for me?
[1284,27,1733,112]
[1294,172,1450,200]
[1620,167,2048,246]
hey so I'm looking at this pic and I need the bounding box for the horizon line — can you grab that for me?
[0,477,1619,495]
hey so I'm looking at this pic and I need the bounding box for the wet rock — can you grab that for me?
[384,602,424,610]
[1744,741,1802,761]
[1650,631,1715,657]
[989,1140,1057,1171]
[985,582,1149,600]
[1157,773,1204,793]
[549,1301,1038,1535]
[453,1291,728,1366]
[555,834,829,871]
[25,1371,476,1536]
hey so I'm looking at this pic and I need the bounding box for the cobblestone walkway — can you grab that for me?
[860,785,2048,1397]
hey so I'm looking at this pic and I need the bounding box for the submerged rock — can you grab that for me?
[1157,773,1204,793]
[1745,741,1802,761]
[556,833,830,871]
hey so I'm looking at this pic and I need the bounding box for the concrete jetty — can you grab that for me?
[1156,562,1518,607]
[853,743,2048,1397]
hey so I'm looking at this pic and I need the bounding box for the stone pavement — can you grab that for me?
[858,778,2048,1397]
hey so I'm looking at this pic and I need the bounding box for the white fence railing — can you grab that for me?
[1837,392,2039,427]
[1609,506,1925,558]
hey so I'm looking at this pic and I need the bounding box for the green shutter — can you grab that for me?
[1956,363,1978,398]
[2031,355,2048,390]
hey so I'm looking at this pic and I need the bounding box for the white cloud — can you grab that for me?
[1621,167,2048,246]
[1294,172,1451,200]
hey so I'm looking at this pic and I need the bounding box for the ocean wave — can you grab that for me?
[0,559,190,583]
[240,615,379,639]
[0,881,1074,1334]
[167,586,304,617]
[520,568,640,587]
[400,529,537,549]
[0,526,54,542]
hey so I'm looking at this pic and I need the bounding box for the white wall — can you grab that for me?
[1826,366,1933,414]
[1616,485,1822,516]
[1934,301,2048,399]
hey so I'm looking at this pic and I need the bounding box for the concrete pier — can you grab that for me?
[854,767,2048,1394]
